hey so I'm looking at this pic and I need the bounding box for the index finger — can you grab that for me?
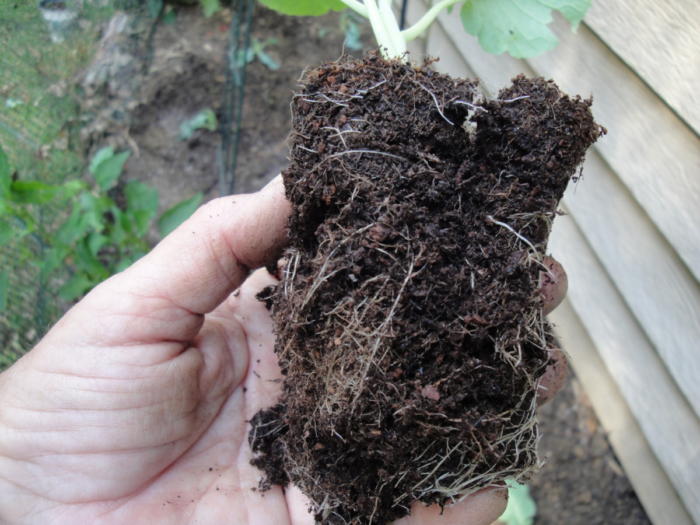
[62,176,290,346]
[133,176,290,313]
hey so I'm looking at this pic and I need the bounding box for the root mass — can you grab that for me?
[249,54,604,524]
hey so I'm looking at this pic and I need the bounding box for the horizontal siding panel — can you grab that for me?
[585,0,700,135]
[429,6,700,284]
[549,213,700,522]
[550,300,693,525]
[561,150,700,416]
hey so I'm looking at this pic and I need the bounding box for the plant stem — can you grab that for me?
[340,0,368,17]
[364,0,397,57]
[378,0,406,57]
[342,0,406,59]
[401,0,460,41]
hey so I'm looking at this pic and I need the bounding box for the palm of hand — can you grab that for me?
[0,270,318,524]
[0,183,514,525]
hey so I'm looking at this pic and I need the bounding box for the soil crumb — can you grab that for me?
[249,53,604,524]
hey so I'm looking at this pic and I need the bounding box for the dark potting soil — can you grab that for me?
[249,53,604,524]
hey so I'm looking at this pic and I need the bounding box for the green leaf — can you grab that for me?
[125,180,158,213]
[115,255,138,273]
[0,269,8,311]
[55,195,108,247]
[0,218,13,246]
[255,47,281,71]
[55,206,84,246]
[89,146,115,174]
[248,38,281,71]
[79,193,112,226]
[540,0,591,29]
[340,12,363,51]
[180,109,218,140]
[235,47,256,68]
[0,146,11,199]
[108,207,127,245]
[127,209,152,237]
[499,481,537,525]
[92,150,130,191]
[9,181,60,204]
[125,180,159,235]
[201,0,220,17]
[75,238,109,280]
[157,193,203,237]
[58,273,94,302]
[147,0,163,18]
[163,7,177,24]
[39,248,64,281]
[460,0,589,58]
[87,232,108,256]
[60,179,87,199]
[258,0,347,16]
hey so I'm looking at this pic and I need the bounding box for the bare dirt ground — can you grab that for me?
[103,6,367,211]
[531,376,650,524]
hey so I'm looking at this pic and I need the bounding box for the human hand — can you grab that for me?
[0,176,567,525]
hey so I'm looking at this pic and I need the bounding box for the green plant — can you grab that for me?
[236,38,281,71]
[339,10,365,51]
[499,480,538,525]
[180,108,218,139]
[201,0,221,17]
[0,145,202,306]
[259,0,590,59]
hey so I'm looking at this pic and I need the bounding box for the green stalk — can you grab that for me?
[401,0,460,41]
[340,0,458,59]
[340,0,368,17]
[364,0,399,57]
[341,0,405,59]
[378,0,406,57]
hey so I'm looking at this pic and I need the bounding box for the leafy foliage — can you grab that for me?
[257,0,589,59]
[499,480,538,525]
[201,0,221,18]
[235,38,281,71]
[146,0,164,18]
[257,0,347,16]
[157,192,203,237]
[0,145,203,307]
[460,0,590,58]
[90,146,130,190]
[540,0,590,29]
[237,38,280,71]
[251,38,281,70]
[0,147,10,200]
[0,270,8,312]
[180,108,218,140]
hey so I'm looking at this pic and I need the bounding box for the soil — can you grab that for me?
[248,55,604,524]
[530,375,651,525]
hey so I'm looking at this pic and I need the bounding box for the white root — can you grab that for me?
[414,80,455,126]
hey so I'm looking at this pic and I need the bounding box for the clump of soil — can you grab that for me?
[249,53,604,524]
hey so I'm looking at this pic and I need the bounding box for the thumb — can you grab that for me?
[51,176,290,347]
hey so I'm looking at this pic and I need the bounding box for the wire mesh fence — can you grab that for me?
[0,0,253,367]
